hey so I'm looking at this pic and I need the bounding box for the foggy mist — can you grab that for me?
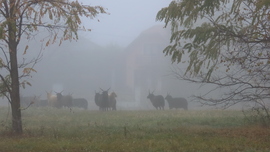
[0,0,227,110]
[79,0,172,47]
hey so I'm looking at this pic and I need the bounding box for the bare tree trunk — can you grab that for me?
[8,0,22,134]
[9,41,22,134]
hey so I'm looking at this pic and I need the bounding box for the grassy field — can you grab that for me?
[0,107,269,152]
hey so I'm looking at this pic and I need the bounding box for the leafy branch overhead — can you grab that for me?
[0,0,108,88]
[0,0,107,45]
[156,0,270,79]
[156,0,270,119]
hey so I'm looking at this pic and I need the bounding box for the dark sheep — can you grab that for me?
[147,91,165,110]
[108,92,117,110]
[95,88,110,111]
[56,92,73,108]
[94,91,102,110]
[99,88,110,111]
[165,93,188,110]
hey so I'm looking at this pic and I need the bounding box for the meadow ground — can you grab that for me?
[0,107,269,152]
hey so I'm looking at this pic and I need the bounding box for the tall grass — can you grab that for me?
[0,107,269,152]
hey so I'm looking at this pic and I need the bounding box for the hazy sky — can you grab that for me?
[79,0,172,47]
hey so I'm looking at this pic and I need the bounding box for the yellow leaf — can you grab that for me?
[26,82,32,86]
[46,40,50,46]
[53,34,57,44]
[23,68,37,74]
[23,45,29,55]
[22,82,25,89]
